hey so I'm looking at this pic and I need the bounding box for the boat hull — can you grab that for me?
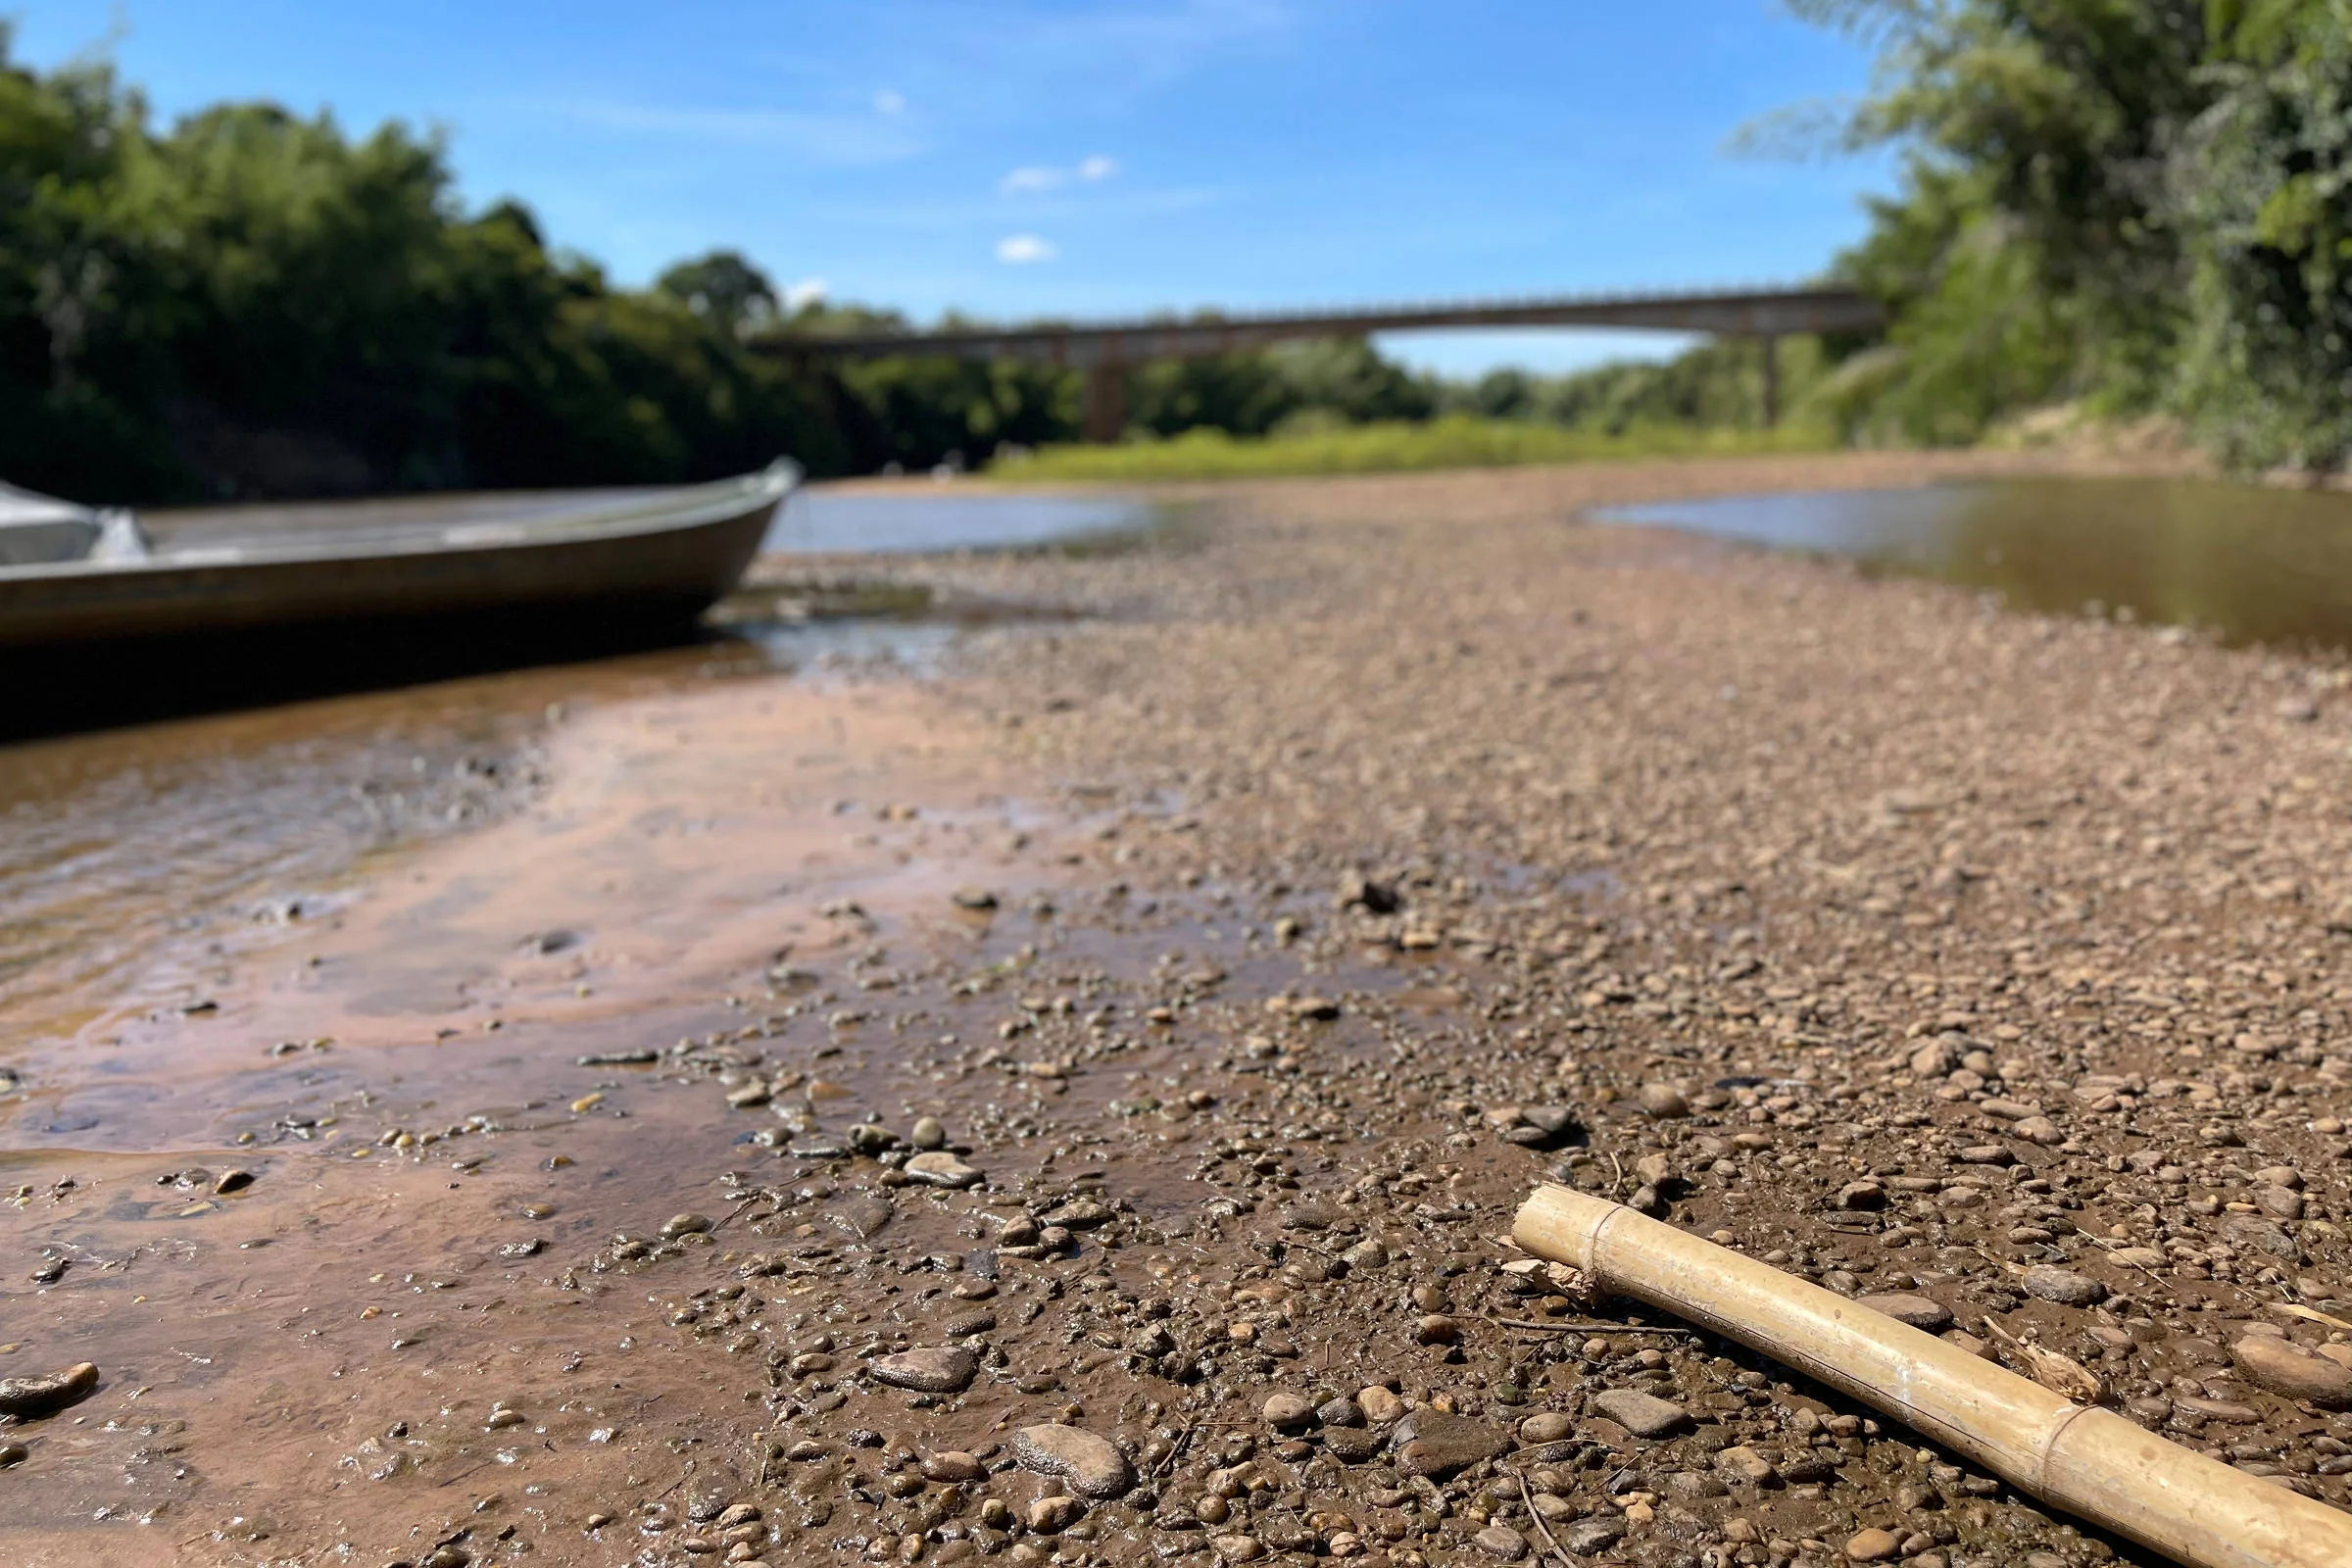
[0,466,792,648]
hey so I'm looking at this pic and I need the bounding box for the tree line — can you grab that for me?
[7,6,2350,504]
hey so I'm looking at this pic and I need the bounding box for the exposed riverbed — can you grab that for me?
[5,453,2350,1568]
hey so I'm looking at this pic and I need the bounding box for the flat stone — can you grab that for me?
[902,1152,984,1189]
[1041,1199,1111,1229]
[1210,1537,1265,1563]
[1591,1389,1690,1439]
[2012,1116,2065,1146]
[2223,1216,2302,1261]
[1562,1517,1627,1553]
[1395,1410,1506,1478]
[1012,1424,1135,1498]
[1713,1446,1778,1485]
[1323,1427,1383,1462]
[1474,1525,1530,1561]
[2021,1266,2105,1307]
[829,1192,895,1239]
[2233,1336,2352,1409]
[1358,1386,1404,1424]
[868,1347,975,1394]
[1858,1294,1952,1331]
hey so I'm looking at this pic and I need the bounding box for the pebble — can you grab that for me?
[1591,1389,1690,1438]
[869,1347,977,1394]
[1012,1423,1135,1498]
[0,1362,97,1419]
[1358,1386,1404,1424]
[2232,1335,2352,1409]
[1857,1294,1952,1331]
[1637,1083,1689,1118]
[909,1116,947,1150]
[1846,1527,1901,1562]
[213,1169,256,1195]
[1563,1518,1627,1553]
[2020,1266,2105,1307]
[1414,1313,1460,1345]
[1396,1409,1505,1478]
[1518,1411,1574,1443]
[0,1442,24,1467]
[1713,1446,1778,1485]
[902,1152,984,1189]
[1211,1536,1265,1563]
[921,1450,986,1483]
[661,1212,714,1238]
[1261,1392,1317,1430]
[1027,1495,1083,1533]
[1474,1524,1531,1561]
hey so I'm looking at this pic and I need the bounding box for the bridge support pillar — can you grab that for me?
[1082,360,1127,444]
[1760,334,1780,429]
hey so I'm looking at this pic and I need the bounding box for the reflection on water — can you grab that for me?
[765,487,1150,554]
[1599,477,2352,649]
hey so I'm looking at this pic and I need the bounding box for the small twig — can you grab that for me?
[710,1195,764,1235]
[1499,1462,1574,1568]
[1491,1317,1697,1335]
[1607,1152,1625,1198]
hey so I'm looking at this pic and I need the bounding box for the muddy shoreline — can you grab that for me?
[5,450,2350,1568]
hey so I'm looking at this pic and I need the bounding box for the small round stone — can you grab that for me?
[2020,1266,2105,1307]
[1261,1392,1317,1430]
[1845,1527,1901,1562]
[1637,1083,1689,1118]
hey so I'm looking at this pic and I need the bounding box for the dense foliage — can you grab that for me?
[0,37,1093,501]
[13,6,2352,497]
[1792,0,2352,469]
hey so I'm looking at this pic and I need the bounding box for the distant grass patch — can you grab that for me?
[991,415,1835,483]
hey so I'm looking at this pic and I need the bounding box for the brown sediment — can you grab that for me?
[3,448,2349,1568]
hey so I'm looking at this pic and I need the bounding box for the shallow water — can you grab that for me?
[763,487,1149,554]
[1598,476,2352,649]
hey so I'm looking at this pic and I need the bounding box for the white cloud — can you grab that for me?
[995,234,1057,265]
[1000,166,1064,195]
[999,155,1119,196]
[873,88,906,115]
[784,276,830,311]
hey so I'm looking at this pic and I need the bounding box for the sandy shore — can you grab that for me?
[4,449,2348,1568]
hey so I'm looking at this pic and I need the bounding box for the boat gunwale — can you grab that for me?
[0,463,799,584]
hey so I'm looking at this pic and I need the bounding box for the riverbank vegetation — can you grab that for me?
[995,414,1828,483]
[6,5,2352,500]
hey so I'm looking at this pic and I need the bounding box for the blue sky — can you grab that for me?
[10,0,1893,376]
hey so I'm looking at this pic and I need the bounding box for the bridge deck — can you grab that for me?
[755,283,1882,438]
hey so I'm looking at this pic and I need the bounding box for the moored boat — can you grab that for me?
[0,461,798,648]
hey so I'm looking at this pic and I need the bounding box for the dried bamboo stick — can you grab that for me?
[1513,1183,2352,1568]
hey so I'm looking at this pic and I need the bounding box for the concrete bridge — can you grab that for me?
[760,282,1882,441]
